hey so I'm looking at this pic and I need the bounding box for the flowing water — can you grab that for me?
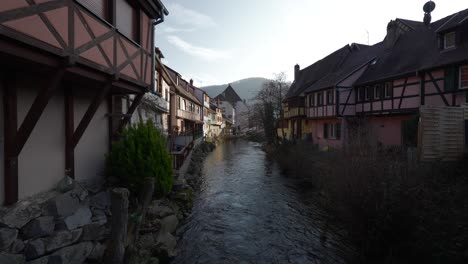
[173,140,351,264]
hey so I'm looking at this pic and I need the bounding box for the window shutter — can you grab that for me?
[116,0,139,42]
[324,123,329,139]
[444,67,458,91]
[76,0,108,20]
[336,123,341,139]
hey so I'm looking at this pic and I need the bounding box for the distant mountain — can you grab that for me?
[201,77,269,100]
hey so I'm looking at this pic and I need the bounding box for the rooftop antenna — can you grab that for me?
[423,1,436,26]
[366,30,370,45]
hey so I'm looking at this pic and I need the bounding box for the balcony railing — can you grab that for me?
[284,107,305,119]
[177,109,200,121]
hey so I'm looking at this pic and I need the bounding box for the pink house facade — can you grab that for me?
[286,10,468,149]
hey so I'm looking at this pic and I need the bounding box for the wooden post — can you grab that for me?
[107,188,130,264]
[65,86,74,179]
[127,177,154,246]
[3,76,18,205]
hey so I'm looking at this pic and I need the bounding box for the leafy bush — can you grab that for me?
[107,120,173,197]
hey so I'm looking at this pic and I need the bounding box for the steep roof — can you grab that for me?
[435,8,468,33]
[215,84,243,103]
[304,42,385,93]
[356,10,468,85]
[164,65,202,105]
[285,45,351,99]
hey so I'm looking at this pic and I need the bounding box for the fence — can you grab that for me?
[419,105,467,161]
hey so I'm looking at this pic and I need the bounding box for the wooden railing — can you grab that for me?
[177,109,200,122]
[284,107,305,119]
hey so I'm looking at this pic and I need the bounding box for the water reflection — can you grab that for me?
[173,140,349,264]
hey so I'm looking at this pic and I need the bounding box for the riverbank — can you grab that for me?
[125,141,216,264]
[270,142,468,264]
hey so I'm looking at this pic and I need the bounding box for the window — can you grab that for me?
[309,94,314,107]
[384,82,393,98]
[460,66,468,89]
[374,85,382,100]
[317,92,323,106]
[444,32,456,49]
[358,87,365,101]
[116,0,140,43]
[365,87,370,101]
[77,0,109,21]
[323,123,341,140]
[326,90,334,104]
[165,89,169,102]
[178,97,182,110]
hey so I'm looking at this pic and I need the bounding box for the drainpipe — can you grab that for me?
[151,16,165,93]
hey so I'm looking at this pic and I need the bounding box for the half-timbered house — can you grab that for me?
[0,0,168,205]
[284,8,468,150]
[343,10,468,147]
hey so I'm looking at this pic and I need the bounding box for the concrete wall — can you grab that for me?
[17,79,65,200]
[0,84,4,204]
[74,88,109,184]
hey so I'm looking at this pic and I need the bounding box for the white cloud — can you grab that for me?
[167,36,231,61]
[164,3,216,31]
[160,26,195,34]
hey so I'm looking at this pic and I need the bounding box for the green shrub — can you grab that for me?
[107,120,173,197]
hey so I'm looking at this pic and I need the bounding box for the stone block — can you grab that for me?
[45,229,82,253]
[0,201,42,229]
[64,207,92,230]
[22,216,55,239]
[43,192,80,218]
[0,227,18,250]
[24,239,45,260]
[0,252,26,264]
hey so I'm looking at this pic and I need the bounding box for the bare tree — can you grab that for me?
[254,72,290,145]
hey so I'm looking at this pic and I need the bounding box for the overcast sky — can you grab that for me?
[155,0,467,86]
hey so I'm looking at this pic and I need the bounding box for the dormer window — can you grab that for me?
[444,32,456,49]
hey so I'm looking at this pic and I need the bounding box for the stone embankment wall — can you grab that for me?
[0,182,110,264]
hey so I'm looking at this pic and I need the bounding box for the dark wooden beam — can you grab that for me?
[115,93,144,135]
[72,82,112,148]
[65,86,74,179]
[428,72,449,106]
[398,78,409,110]
[3,75,18,205]
[15,69,65,156]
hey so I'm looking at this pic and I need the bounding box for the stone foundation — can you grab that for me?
[0,180,111,264]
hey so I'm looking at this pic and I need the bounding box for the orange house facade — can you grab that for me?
[0,0,168,205]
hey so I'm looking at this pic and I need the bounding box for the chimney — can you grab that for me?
[294,64,300,81]
[385,20,399,49]
[190,79,193,86]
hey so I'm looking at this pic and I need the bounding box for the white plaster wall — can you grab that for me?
[17,81,65,200]
[74,89,109,184]
[0,85,5,204]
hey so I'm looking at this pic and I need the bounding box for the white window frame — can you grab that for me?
[329,124,336,139]
[384,82,392,98]
[374,85,381,100]
[364,87,370,101]
[460,65,468,90]
[444,32,456,49]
